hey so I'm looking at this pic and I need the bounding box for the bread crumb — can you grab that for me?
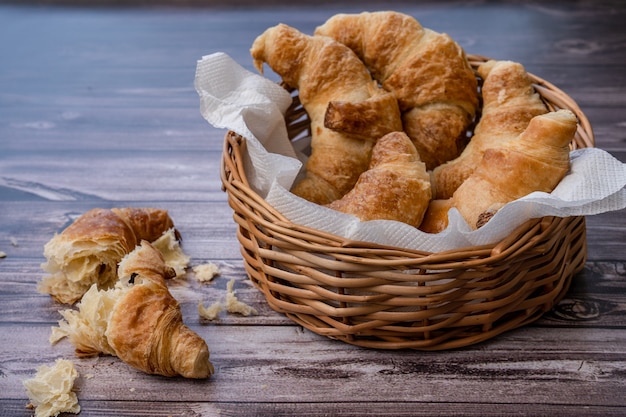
[22,359,81,417]
[10,236,18,246]
[198,279,257,319]
[193,263,221,283]
[198,300,224,321]
[225,279,258,316]
[0,251,6,259]
[129,387,136,392]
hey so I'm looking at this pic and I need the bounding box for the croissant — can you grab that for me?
[39,207,183,304]
[430,60,549,199]
[250,23,402,204]
[419,109,577,233]
[327,131,431,227]
[52,241,214,379]
[315,11,479,171]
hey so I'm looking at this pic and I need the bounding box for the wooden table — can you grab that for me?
[1,1,625,416]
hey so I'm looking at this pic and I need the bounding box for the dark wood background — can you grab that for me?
[1,1,625,416]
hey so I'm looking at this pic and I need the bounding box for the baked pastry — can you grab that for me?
[315,11,479,170]
[52,241,214,379]
[250,23,402,204]
[327,131,431,227]
[39,207,183,304]
[431,60,549,199]
[419,109,577,233]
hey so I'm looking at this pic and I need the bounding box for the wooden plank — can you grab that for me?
[585,212,626,261]
[0,151,226,202]
[2,6,626,94]
[3,323,626,406]
[3,399,626,417]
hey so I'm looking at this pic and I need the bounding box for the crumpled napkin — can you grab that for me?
[195,52,626,253]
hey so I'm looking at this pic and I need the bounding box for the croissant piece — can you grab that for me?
[250,23,402,204]
[419,110,577,233]
[315,11,479,170]
[53,241,214,379]
[324,83,403,140]
[39,207,183,304]
[431,60,549,199]
[327,131,431,227]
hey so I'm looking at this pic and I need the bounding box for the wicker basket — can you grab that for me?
[220,54,595,350]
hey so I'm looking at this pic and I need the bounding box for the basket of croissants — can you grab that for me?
[220,11,594,350]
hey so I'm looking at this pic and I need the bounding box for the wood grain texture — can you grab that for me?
[0,1,625,416]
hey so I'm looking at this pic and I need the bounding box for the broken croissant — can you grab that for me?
[419,109,577,233]
[52,241,214,379]
[250,23,402,204]
[430,60,549,199]
[327,131,431,227]
[39,207,182,304]
[315,11,479,170]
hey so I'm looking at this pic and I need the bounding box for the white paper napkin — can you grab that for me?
[195,52,626,253]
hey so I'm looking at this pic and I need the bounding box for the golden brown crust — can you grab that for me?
[327,131,431,227]
[251,23,402,205]
[383,31,477,113]
[315,12,425,83]
[112,207,176,244]
[431,60,549,199]
[56,208,138,253]
[402,105,470,171]
[315,11,479,170]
